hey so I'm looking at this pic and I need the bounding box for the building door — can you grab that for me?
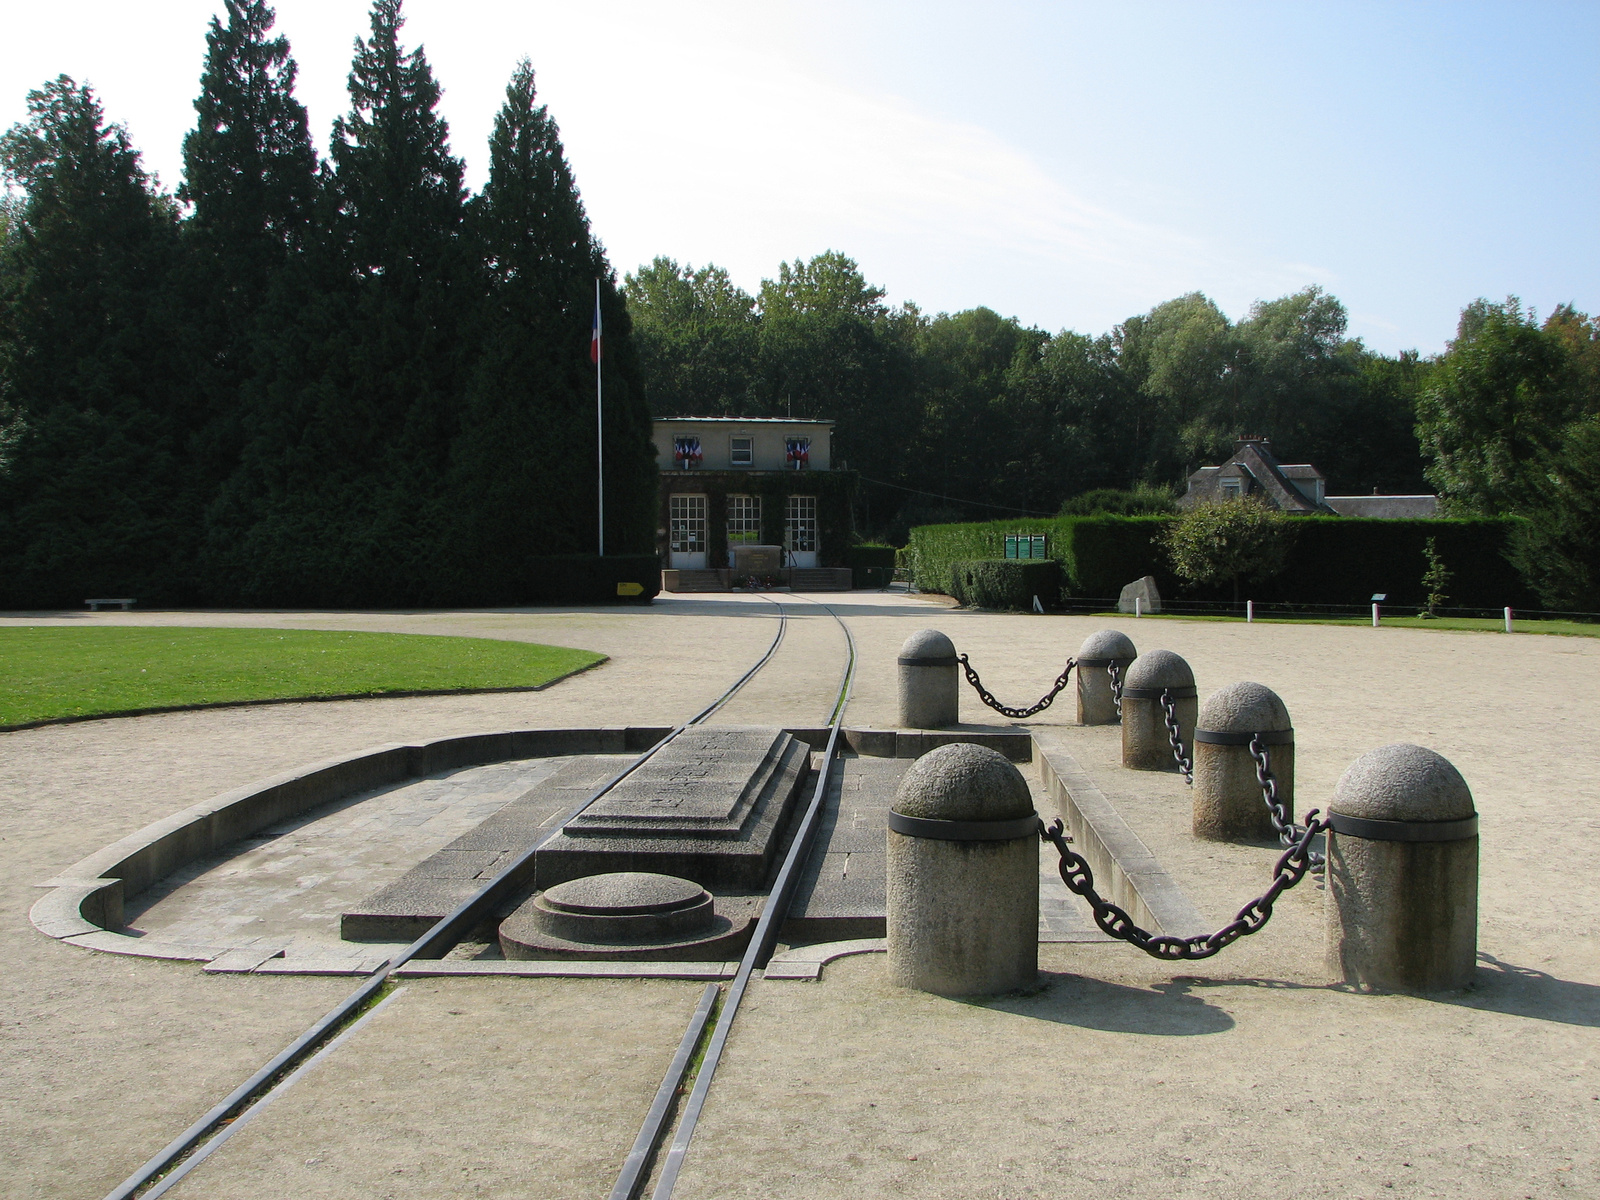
[784,494,818,569]
[669,494,708,568]
[726,494,762,566]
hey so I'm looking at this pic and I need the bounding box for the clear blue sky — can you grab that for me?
[2,0,1595,355]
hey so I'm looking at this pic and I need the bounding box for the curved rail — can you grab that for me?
[612,596,858,1200]
[105,599,793,1200]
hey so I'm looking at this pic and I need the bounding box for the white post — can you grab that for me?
[1504,607,1513,633]
[1246,600,1254,623]
[1372,603,1380,628]
[1135,596,1143,618]
[595,278,605,558]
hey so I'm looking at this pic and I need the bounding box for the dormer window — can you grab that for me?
[730,436,753,466]
[1221,478,1242,497]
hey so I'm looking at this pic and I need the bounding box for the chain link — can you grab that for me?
[1247,735,1325,871]
[955,654,1076,720]
[1158,688,1193,784]
[1107,661,1123,720]
[1039,813,1327,960]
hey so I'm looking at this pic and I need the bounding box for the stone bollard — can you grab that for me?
[886,743,1039,996]
[1075,629,1136,726]
[1326,744,1478,993]
[1193,681,1293,841]
[898,629,959,729]
[1119,649,1197,771]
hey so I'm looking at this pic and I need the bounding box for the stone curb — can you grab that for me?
[763,938,887,982]
[1032,730,1208,938]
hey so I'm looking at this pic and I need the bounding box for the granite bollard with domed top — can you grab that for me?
[898,629,959,729]
[1326,744,1478,993]
[1074,629,1136,725]
[1193,681,1293,841]
[886,743,1039,996]
[1119,649,1197,771]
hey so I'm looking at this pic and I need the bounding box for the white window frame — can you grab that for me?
[726,494,762,547]
[669,494,707,553]
[729,436,754,467]
[784,494,818,554]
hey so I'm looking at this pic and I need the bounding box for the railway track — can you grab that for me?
[103,594,858,1200]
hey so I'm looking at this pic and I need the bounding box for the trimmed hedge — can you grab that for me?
[907,515,1538,609]
[514,554,662,605]
[845,543,897,588]
[948,559,1063,611]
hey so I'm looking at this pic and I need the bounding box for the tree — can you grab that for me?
[0,77,185,606]
[1416,298,1581,516]
[440,58,655,593]
[623,257,759,416]
[1162,498,1296,601]
[1511,417,1600,610]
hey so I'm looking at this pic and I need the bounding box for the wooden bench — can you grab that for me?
[85,598,136,611]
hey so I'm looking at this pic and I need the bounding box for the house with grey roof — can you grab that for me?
[1178,437,1437,517]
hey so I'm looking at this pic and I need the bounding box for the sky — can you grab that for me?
[2,0,1596,356]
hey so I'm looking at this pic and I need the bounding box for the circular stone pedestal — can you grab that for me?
[498,871,753,961]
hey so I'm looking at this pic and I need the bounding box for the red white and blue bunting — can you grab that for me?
[674,437,703,466]
[785,438,810,467]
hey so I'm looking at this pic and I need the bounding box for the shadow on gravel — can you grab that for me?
[969,971,1235,1036]
[1437,954,1600,1028]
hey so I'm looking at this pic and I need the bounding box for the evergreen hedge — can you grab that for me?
[908,515,1538,609]
[948,559,1063,611]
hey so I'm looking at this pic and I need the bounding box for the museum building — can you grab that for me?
[653,417,858,592]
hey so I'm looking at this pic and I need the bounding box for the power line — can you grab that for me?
[856,475,1056,517]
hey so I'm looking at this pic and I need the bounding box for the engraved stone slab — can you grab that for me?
[565,728,797,838]
[535,727,812,890]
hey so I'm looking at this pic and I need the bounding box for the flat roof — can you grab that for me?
[656,417,833,426]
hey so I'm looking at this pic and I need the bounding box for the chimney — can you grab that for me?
[1233,435,1270,455]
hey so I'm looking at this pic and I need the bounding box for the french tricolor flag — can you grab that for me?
[590,287,602,364]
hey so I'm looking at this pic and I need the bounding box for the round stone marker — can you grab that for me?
[1325,744,1478,993]
[525,871,715,944]
[886,743,1039,997]
[1075,628,1136,725]
[1193,681,1293,842]
[1119,649,1197,771]
[898,629,960,729]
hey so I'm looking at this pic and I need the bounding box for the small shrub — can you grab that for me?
[1162,500,1296,601]
[948,559,1062,611]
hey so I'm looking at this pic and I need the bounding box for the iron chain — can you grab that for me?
[1158,688,1194,785]
[1039,813,1327,960]
[1107,661,1123,720]
[955,654,1076,720]
[1247,735,1325,871]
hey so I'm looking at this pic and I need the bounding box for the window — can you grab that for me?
[784,494,817,554]
[727,494,762,546]
[669,494,707,553]
[1221,478,1242,497]
[730,436,753,466]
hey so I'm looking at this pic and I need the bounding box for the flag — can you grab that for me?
[590,287,602,364]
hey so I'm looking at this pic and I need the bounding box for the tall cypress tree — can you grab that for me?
[219,0,469,604]
[442,59,654,598]
[0,78,184,607]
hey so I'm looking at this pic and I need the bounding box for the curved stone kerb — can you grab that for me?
[892,742,1033,821]
[1076,629,1136,662]
[1123,648,1194,690]
[1198,681,1290,732]
[1331,744,1473,821]
[899,629,956,662]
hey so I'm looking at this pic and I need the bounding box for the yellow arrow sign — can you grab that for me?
[616,581,645,596]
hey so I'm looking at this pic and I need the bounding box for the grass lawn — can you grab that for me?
[0,626,606,728]
[1088,612,1600,637]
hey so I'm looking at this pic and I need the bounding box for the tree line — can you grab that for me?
[0,0,654,609]
[626,257,1600,607]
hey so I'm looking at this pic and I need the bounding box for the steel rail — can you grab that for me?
[637,597,858,1200]
[102,599,791,1200]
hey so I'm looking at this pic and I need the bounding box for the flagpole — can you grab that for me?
[595,278,604,558]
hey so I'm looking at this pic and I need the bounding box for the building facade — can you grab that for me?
[653,418,857,587]
[1179,436,1436,517]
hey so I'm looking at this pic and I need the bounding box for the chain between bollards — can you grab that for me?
[1108,661,1123,719]
[1159,688,1193,784]
[1247,735,1325,871]
[955,654,1076,720]
[1039,814,1327,960]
